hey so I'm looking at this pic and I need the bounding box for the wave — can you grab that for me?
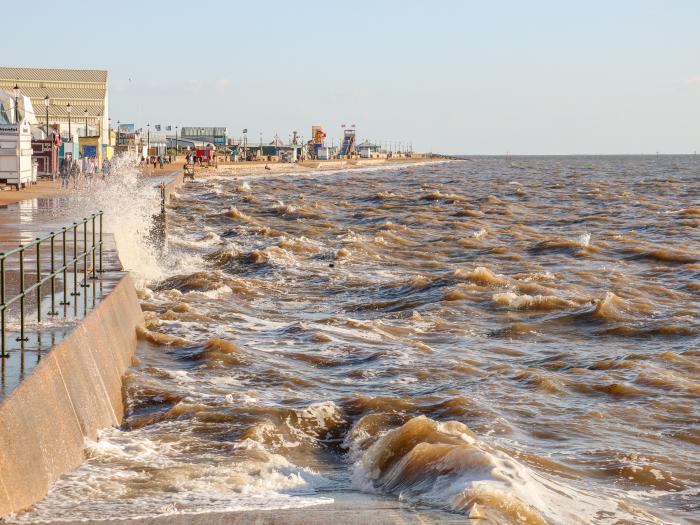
[349,416,625,523]
[492,292,577,311]
[454,267,508,286]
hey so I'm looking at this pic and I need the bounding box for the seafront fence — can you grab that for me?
[0,212,104,357]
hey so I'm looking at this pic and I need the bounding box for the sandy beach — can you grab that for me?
[193,156,436,179]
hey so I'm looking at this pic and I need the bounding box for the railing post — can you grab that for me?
[91,214,97,280]
[71,223,79,297]
[1,254,5,358]
[60,227,70,306]
[17,246,27,343]
[82,218,89,288]
[49,233,57,315]
[98,211,103,274]
[35,238,41,324]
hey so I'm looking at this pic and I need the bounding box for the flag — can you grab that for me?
[166,125,172,131]
[155,124,161,131]
[243,128,248,133]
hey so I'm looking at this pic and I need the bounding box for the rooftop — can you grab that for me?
[0,67,107,84]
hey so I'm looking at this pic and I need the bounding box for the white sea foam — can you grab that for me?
[9,428,334,523]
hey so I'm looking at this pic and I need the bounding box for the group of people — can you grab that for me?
[185,152,206,166]
[59,155,110,189]
[140,155,172,169]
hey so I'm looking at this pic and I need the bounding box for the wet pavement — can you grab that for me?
[0,195,123,401]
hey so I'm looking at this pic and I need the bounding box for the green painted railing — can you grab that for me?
[0,212,103,357]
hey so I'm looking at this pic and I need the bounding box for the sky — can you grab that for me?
[4,0,699,154]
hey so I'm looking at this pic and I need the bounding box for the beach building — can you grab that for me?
[115,124,144,156]
[356,140,383,158]
[0,67,109,142]
[180,127,227,147]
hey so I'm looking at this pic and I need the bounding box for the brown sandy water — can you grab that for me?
[12,157,699,524]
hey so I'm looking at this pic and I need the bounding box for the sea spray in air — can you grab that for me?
[60,153,175,283]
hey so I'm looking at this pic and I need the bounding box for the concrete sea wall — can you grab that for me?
[0,170,184,516]
[162,172,184,205]
[0,274,144,516]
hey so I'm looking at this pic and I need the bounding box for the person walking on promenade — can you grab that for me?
[102,158,111,177]
[85,157,96,187]
[158,155,163,169]
[71,156,81,188]
[59,154,72,189]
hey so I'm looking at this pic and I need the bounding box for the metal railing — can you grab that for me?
[0,212,104,357]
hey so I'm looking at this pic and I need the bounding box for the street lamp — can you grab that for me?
[108,117,112,146]
[13,84,19,124]
[84,108,88,138]
[243,128,247,160]
[116,120,120,146]
[147,123,150,154]
[43,95,50,137]
[66,103,72,142]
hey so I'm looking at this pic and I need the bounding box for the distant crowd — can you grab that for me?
[59,154,110,189]
[140,155,174,169]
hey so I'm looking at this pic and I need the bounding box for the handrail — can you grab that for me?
[0,211,104,357]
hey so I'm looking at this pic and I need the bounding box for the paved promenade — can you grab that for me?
[17,496,465,524]
[0,180,62,206]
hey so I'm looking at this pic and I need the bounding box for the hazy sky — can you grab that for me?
[5,0,699,154]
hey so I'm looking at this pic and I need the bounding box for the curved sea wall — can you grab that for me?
[0,172,186,516]
[0,273,144,515]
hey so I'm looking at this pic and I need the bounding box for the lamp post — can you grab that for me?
[13,84,19,124]
[175,125,179,155]
[147,123,150,155]
[66,103,72,142]
[116,120,120,146]
[243,128,247,160]
[108,117,112,146]
[84,109,88,138]
[43,95,50,137]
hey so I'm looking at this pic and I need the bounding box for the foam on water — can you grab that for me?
[7,430,333,523]
[11,157,698,524]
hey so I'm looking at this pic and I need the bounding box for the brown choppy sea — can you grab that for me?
[14,156,700,524]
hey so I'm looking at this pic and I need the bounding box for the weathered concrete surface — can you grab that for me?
[0,273,144,516]
[15,496,465,525]
[162,171,184,205]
